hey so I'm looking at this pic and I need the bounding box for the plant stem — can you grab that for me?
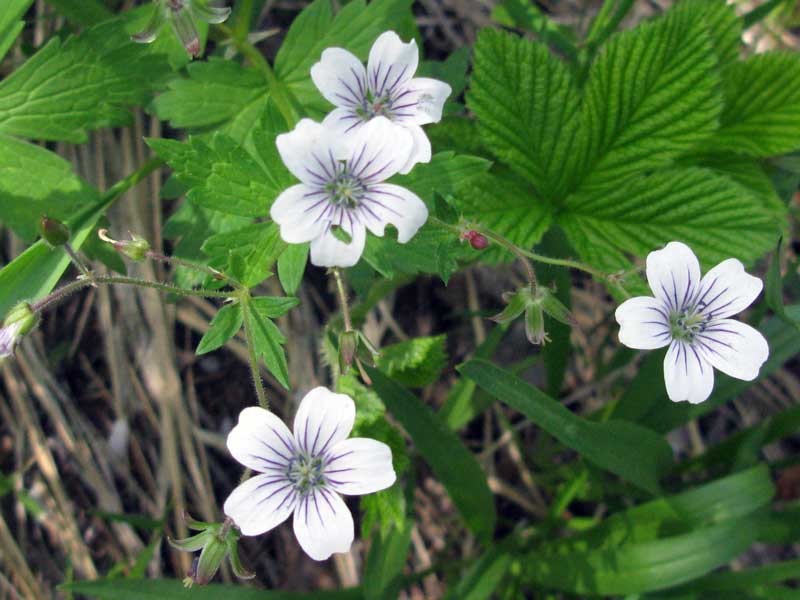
[214,23,299,127]
[478,228,538,291]
[64,244,92,279]
[145,251,241,289]
[332,268,353,332]
[240,295,268,409]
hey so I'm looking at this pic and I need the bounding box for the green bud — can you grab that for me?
[99,229,151,262]
[356,331,380,366]
[170,516,253,586]
[524,303,548,345]
[39,216,70,247]
[339,330,359,373]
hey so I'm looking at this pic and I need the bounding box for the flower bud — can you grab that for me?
[99,230,151,262]
[524,303,549,345]
[39,216,69,247]
[170,516,253,586]
[338,330,359,373]
[0,303,38,359]
[460,230,489,250]
[490,287,531,324]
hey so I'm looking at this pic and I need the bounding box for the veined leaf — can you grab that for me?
[377,335,448,387]
[366,367,496,543]
[0,20,171,142]
[559,168,779,274]
[0,0,32,63]
[467,28,582,200]
[44,0,112,25]
[277,243,309,296]
[459,359,674,494]
[196,303,242,355]
[711,52,800,157]
[246,300,290,389]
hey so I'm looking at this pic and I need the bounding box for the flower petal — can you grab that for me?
[270,183,331,244]
[192,0,231,24]
[646,241,701,313]
[276,119,345,185]
[394,77,451,125]
[397,123,431,174]
[169,7,201,57]
[349,117,413,184]
[293,387,355,457]
[0,322,21,358]
[131,6,167,43]
[322,106,365,136]
[361,183,428,243]
[223,473,297,536]
[695,258,763,320]
[324,438,396,496]
[226,406,296,474]
[615,296,672,350]
[663,340,715,404]
[367,31,418,97]
[311,48,368,109]
[309,222,367,268]
[698,318,769,381]
[293,488,354,561]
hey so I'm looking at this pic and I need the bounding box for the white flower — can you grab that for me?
[615,241,769,404]
[0,320,23,359]
[270,117,428,268]
[310,30,452,174]
[224,387,396,561]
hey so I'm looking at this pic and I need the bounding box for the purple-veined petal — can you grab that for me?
[361,183,428,243]
[367,31,418,97]
[394,77,451,126]
[131,5,167,43]
[309,221,367,268]
[311,48,368,109]
[322,107,366,136]
[292,387,355,457]
[646,241,701,313]
[695,258,763,320]
[192,0,231,24]
[223,473,297,536]
[226,406,296,474]
[397,123,431,174]
[169,7,201,57]
[614,296,672,350]
[270,183,331,244]
[663,340,714,404]
[698,318,769,381]
[324,438,396,496]
[276,119,347,185]
[348,117,413,184]
[292,488,354,561]
[0,321,22,358]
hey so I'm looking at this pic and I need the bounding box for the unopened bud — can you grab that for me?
[460,230,489,250]
[0,303,38,359]
[524,303,548,345]
[490,287,531,324]
[169,516,253,586]
[39,216,70,247]
[339,330,359,373]
[99,230,151,262]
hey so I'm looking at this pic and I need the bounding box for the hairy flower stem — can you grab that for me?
[240,294,269,410]
[145,251,241,289]
[332,268,353,332]
[64,244,92,279]
[214,23,300,127]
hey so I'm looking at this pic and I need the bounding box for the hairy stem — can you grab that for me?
[146,251,241,289]
[240,295,269,409]
[332,268,353,332]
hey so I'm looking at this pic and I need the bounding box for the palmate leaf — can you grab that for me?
[710,52,800,157]
[0,20,172,143]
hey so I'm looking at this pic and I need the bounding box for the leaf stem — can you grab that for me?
[240,294,269,409]
[332,268,353,332]
[64,243,92,279]
[145,251,242,289]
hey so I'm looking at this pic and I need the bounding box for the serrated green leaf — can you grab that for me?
[0,0,32,63]
[272,0,334,80]
[0,20,171,142]
[468,28,581,200]
[460,359,674,494]
[208,223,284,288]
[377,335,447,387]
[249,296,299,318]
[367,367,496,543]
[711,52,800,157]
[246,301,290,389]
[196,303,242,355]
[559,168,779,274]
[147,134,279,218]
[44,0,112,25]
[277,243,309,295]
[691,0,742,69]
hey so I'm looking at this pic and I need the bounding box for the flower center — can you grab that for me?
[357,90,394,120]
[669,307,709,342]
[287,454,326,496]
[167,0,186,10]
[326,171,365,208]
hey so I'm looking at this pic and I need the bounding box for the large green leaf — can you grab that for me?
[0,20,171,142]
[710,52,800,157]
[459,359,674,494]
[467,28,582,200]
[62,579,361,599]
[366,367,496,543]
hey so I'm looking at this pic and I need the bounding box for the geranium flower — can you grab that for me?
[132,0,231,57]
[224,387,396,561]
[270,117,428,267]
[615,241,769,404]
[0,302,38,361]
[310,31,452,174]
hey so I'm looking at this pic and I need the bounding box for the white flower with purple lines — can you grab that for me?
[615,241,769,404]
[310,30,451,174]
[270,116,428,268]
[223,387,396,561]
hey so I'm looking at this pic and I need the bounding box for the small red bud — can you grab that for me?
[467,231,488,250]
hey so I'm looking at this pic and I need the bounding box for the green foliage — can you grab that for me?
[0,0,32,62]
[377,335,447,387]
[460,359,674,494]
[196,303,243,355]
[0,20,171,143]
[367,367,497,543]
[245,300,290,389]
[362,520,412,600]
